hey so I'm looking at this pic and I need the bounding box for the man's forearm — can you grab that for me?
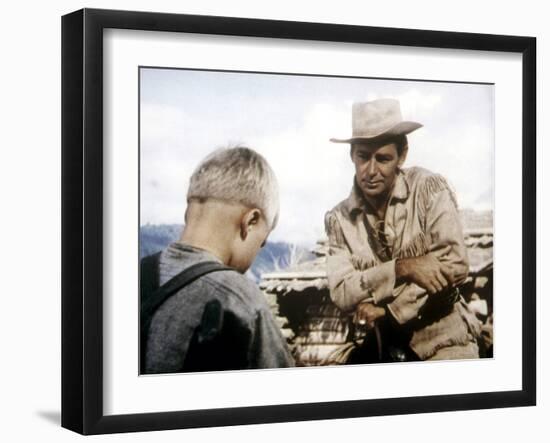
[393,248,455,295]
[395,258,409,282]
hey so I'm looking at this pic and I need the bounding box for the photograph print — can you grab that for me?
[139,67,494,374]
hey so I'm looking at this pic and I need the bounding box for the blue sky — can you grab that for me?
[140,68,494,247]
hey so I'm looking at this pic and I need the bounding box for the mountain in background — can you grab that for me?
[140,224,182,258]
[139,224,314,282]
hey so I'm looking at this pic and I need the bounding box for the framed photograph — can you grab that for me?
[62,8,536,435]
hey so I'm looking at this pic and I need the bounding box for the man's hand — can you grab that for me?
[354,302,386,328]
[395,245,455,295]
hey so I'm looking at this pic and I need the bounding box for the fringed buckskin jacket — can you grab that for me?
[325,167,481,360]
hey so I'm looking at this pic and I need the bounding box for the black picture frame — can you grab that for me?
[61,8,536,435]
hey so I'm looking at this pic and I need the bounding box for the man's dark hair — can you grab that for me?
[394,134,409,156]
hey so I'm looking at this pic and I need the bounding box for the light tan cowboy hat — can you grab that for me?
[330,98,422,144]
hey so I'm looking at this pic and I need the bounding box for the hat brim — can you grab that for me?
[330,121,423,144]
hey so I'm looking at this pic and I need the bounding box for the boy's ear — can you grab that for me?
[240,208,262,240]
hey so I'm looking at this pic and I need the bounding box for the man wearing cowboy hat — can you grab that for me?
[325,98,481,362]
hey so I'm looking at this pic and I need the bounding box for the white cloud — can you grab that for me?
[247,103,355,245]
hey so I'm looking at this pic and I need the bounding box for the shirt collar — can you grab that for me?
[344,169,410,218]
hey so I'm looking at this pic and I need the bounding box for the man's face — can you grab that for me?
[351,140,405,202]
